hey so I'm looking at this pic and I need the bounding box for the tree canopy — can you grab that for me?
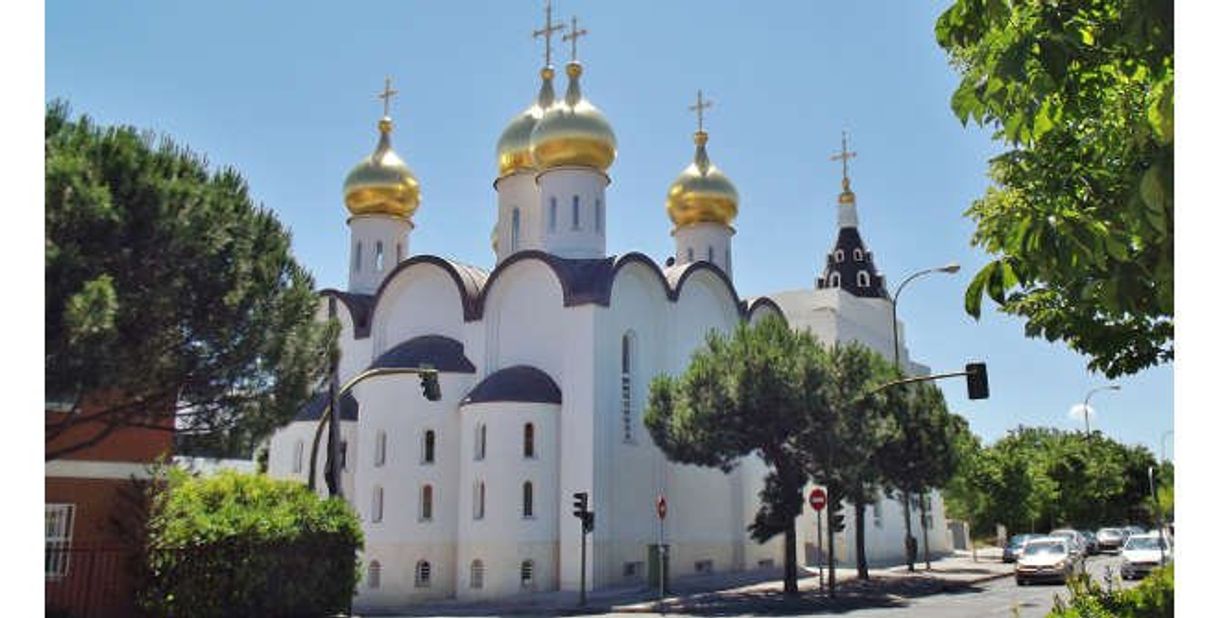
[45,101,333,459]
[937,0,1173,378]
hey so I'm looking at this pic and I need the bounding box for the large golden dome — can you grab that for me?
[530,62,616,173]
[496,67,557,177]
[666,131,738,227]
[343,117,420,219]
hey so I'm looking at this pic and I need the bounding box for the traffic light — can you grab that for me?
[419,366,441,401]
[965,362,989,400]
[583,511,595,533]
[573,492,588,520]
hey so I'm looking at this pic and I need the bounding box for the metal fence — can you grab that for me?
[45,546,138,618]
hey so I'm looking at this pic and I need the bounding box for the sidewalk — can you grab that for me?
[363,547,1011,616]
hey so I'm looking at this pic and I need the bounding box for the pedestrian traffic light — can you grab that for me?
[419,366,441,401]
[965,362,989,400]
[573,492,588,520]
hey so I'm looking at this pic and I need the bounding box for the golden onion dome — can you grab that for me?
[530,61,616,173]
[666,131,738,227]
[343,117,420,219]
[838,177,856,205]
[496,67,557,177]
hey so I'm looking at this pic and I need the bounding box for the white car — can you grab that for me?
[1120,533,1172,579]
[1015,538,1080,585]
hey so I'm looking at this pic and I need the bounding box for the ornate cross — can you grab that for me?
[532,0,565,66]
[830,130,857,182]
[562,16,588,61]
[377,77,398,118]
[689,90,713,132]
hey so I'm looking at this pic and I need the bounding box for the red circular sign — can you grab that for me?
[657,495,668,520]
[809,488,827,511]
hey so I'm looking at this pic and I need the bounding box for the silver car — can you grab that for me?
[1016,538,1080,585]
[1120,533,1172,579]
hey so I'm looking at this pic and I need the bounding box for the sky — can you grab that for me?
[43,0,1175,455]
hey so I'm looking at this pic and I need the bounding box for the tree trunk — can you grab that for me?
[827,515,836,598]
[783,516,798,596]
[902,490,916,571]
[920,491,931,570]
[854,499,869,580]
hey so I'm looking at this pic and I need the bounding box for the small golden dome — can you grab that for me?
[343,117,421,219]
[838,177,856,205]
[530,62,616,172]
[496,67,557,177]
[666,131,738,227]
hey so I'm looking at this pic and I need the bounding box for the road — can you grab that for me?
[592,554,1128,618]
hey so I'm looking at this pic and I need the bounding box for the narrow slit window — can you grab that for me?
[511,208,521,252]
[523,423,535,458]
[522,481,534,518]
[415,560,431,588]
[423,430,436,464]
[371,486,384,523]
[572,195,580,230]
[421,484,433,521]
[549,198,557,232]
[595,198,603,232]
[375,241,384,271]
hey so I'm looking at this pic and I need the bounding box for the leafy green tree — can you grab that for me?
[644,316,828,596]
[45,101,333,459]
[938,0,1174,378]
[799,342,897,581]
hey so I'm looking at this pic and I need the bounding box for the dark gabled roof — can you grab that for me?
[370,335,476,374]
[816,226,889,299]
[294,391,360,422]
[460,365,562,406]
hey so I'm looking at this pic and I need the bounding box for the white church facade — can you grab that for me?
[266,10,952,611]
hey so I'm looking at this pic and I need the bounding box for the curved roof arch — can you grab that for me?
[461,365,562,406]
[370,335,476,374]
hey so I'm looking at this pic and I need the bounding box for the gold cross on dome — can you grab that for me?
[532,0,566,67]
[830,131,857,183]
[376,77,399,118]
[562,16,588,61]
[689,90,713,132]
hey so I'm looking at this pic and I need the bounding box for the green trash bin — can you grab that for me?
[647,544,671,589]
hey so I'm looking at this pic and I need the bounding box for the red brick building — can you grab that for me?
[45,398,173,618]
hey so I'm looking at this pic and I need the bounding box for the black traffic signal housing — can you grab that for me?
[583,511,595,533]
[965,362,989,400]
[419,366,441,401]
[573,492,594,533]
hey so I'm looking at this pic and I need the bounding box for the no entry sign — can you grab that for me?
[809,488,827,511]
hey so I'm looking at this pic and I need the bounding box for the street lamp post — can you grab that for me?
[1081,384,1120,437]
[1160,429,1174,463]
[888,262,959,572]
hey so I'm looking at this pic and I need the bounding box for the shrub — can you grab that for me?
[140,468,363,618]
[1048,564,1173,618]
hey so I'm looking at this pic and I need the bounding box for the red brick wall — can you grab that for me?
[45,392,174,463]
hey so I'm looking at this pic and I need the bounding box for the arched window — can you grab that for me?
[473,481,486,520]
[708,245,715,264]
[470,560,485,589]
[415,560,431,588]
[368,560,381,589]
[373,430,386,467]
[354,242,362,272]
[423,429,436,464]
[340,440,348,471]
[474,423,487,461]
[834,249,845,263]
[371,485,384,523]
[621,333,635,443]
[523,423,535,458]
[857,271,871,287]
[572,195,581,229]
[828,272,841,288]
[375,241,385,271]
[510,208,521,252]
[420,484,433,521]
[522,481,534,518]
[548,198,557,232]
[521,560,535,589]
[853,248,864,261]
[292,439,304,473]
[595,198,603,232]
[686,247,694,262]
[725,247,732,272]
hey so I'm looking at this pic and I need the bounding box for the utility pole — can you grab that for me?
[573,492,594,606]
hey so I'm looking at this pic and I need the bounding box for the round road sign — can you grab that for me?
[657,494,668,520]
[809,488,827,511]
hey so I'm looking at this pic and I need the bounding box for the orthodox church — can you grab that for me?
[266,8,951,610]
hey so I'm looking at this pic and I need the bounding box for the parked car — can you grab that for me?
[1048,529,1086,558]
[1120,533,1172,580]
[1123,525,1146,537]
[1003,534,1038,563]
[1096,527,1128,553]
[1079,530,1100,555]
[1016,538,1080,585]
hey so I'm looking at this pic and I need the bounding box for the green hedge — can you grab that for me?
[1048,564,1173,618]
[140,469,363,618]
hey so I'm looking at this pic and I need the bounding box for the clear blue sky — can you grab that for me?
[45,0,1173,455]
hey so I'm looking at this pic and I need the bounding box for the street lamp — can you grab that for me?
[1160,429,1174,463]
[888,262,959,571]
[1081,384,1120,437]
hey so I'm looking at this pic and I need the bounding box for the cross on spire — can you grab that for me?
[689,90,713,132]
[377,77,399,118]
[532,0,566,67]
[830,130,857,184]
[562,16,587,61]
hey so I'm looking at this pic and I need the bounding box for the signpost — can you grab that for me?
[657,494,668,612]
[809,488,827,593]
